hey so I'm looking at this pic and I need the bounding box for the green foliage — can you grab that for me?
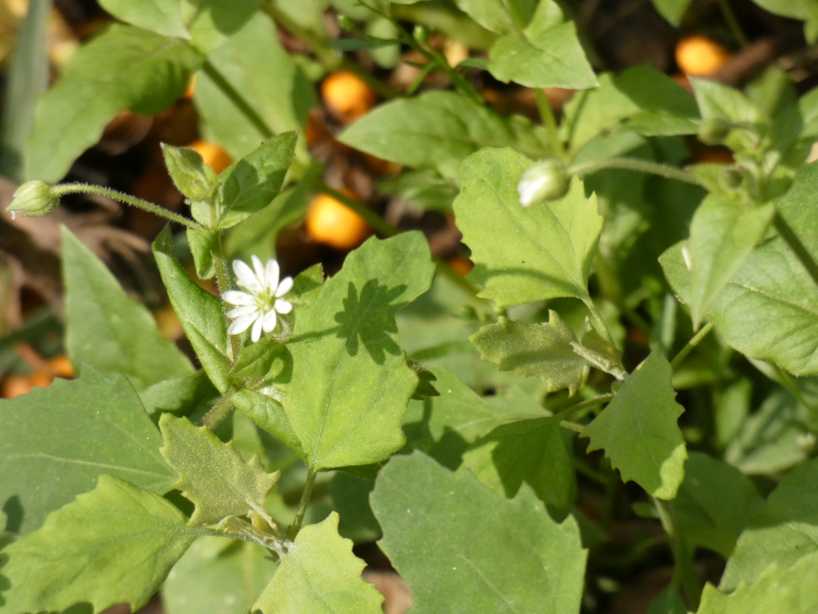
[455,148,602,306]
[0,369,176,535]
[252,513,382,613]
[159,415,278,526]
[0,476,196,613]
[62,227,193,388]
[339,91,548,178]
[26,24,201,181]
[284,232,435,470]
[585,352,687,499]
[371,452,587,613]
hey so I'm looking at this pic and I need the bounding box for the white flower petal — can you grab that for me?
[275,276,293,297]
[262,309,277,332]
[251,317,264,343]
[227,305,258,318]
[233,260,260,291]
[223,290,254,306]
[252,255,266,287]
[228,313,257,335]
[274,299,292,314]
[265,259,280,290]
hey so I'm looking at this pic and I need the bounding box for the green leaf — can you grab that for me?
[339,91,547,178]
[697,551,818,614]
[461,417,576,512]
[187,227,218,279]
[252,512,382,614]
[26,24,201,181]
[194,12,313,159]
[721,457,818,590]
[163,538,277,614]
[0,475,196,613]
[232,389,303,455]
[139,371,218,416]
[562,66,699,151]
[153,227,231,393]
[283,232,435,470]
[487,1,597,89]
[162,143,217,202]
[725,389,813,475]
[667,452,762,558]
[454,147,603,306]
[371,452,587,614]
[159,414,278,526]
[99,0,188,38]
[584,351,687,499]
[329,469,381,542]
[650,0,692,25]
[215,133,297,229]
[62,227,193,389]
[403,366,544,464]
[470,310,587,392]
[0,0,51,180]
[0,368,176,535]
[453,0,533,33]
[687,198,775,328]
[690,78,761,151]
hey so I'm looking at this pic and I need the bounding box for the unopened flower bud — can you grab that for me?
[517,159,569,207]
[413,25,429,44]
[698,117,731,145]
[7,180,60,218]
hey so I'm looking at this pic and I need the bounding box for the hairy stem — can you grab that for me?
[53,183,200,229]
[670,322,714,370]
[288,468,317,538]
[569,158,704,187]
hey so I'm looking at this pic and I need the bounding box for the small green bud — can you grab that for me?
[337,14,355,31]
[413,24,429,44]
[698,117,731,145]
[517,159,570,207]
[7,180,60,218]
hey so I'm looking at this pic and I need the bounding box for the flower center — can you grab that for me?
[254,289,275,312]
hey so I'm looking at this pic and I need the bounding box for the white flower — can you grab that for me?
[222,256,294,343]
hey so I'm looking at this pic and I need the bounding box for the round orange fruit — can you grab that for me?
[305,193,370,250]
[189,140,232,173]
[675,35,729,77]
[321,71,375,123]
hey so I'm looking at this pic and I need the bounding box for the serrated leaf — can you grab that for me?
[283,233,435,470]
[159,415,277,526]
[164,538,277,614]
[0,475,196,614]
[62,227,193,388]
[721,457,818,590]
[194,13,313,159]
[339,91,547,178]
[487,1,597,89]
[215,133,296,229]
[461,417,576,512]
[252,513,382,614]
[667,452,762,558]
[470,311,587,392]
[454,147,603,306]
[26,24,201,181]
[371,452,587,614]
[698,551,818,614]
[153,227,231,392]
[687,197,775,328]
[0,368,176,535]
[584,351,687,499]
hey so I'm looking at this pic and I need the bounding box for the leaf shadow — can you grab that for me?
[333,280,407,365]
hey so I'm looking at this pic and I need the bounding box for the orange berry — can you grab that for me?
[2,375,32,399]
[675,35,729,77]
[29,371,53,389]
[154,305,183,340]
[448,256,473,277]
[189,140,232,173]
[321,71,375,123]
[305,193,370,250]
[47,356,75,378]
